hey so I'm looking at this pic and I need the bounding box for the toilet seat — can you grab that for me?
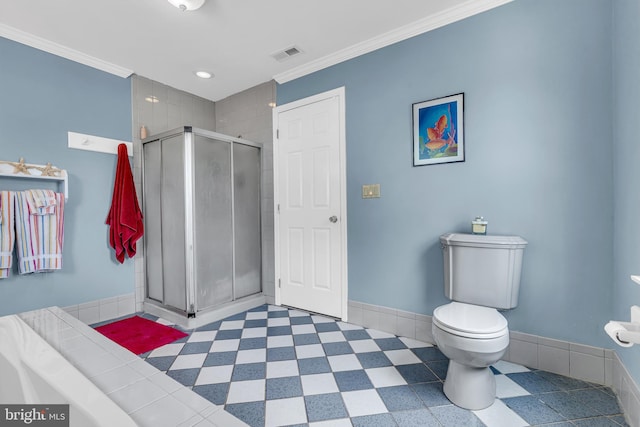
[433,302,508,339]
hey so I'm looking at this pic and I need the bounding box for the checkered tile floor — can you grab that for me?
[103,305,626,426]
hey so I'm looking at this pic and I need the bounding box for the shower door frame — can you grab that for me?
[141,126,263,317]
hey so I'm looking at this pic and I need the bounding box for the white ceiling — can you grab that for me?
[0,0,511,102]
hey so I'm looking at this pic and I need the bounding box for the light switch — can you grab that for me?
[362,184,381,199]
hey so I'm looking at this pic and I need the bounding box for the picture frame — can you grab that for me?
[412,93,464,166]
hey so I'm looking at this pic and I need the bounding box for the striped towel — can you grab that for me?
[14,191,65,274]
[25,189,57,215]
[0,191,16,278]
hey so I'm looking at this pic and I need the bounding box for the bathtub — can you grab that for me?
[0,314,136,427]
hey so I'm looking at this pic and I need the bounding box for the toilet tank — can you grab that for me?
[440,233,527,309]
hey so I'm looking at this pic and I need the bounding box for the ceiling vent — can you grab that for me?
[271,46,303,62]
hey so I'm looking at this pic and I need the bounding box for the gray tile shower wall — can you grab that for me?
[215,81,276,301]
[130,76,276,312]
[131,75,218,313]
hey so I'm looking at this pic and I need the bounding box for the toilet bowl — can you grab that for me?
[436,233,527,409]
[432,301,509,410]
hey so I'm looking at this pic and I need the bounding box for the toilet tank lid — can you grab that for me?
[440,233,527,249]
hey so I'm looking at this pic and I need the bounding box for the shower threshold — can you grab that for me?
[143,293,267,329]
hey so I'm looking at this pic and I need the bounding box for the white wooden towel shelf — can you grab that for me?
[0,158,69,200]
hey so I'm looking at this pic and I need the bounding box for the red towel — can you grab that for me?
[106,144,144,263]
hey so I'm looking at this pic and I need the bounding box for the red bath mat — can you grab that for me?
[95,316,188,355]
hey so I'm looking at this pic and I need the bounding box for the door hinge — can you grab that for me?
[276,129,279,139]
[278,279,281,288]
[277,204,280,214]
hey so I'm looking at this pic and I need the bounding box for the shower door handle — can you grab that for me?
[329,216,338,223]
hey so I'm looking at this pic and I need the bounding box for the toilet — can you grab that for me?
[432,233,527,410]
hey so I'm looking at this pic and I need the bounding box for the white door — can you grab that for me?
[274,87,347,320]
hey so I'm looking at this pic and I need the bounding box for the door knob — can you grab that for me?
[329,216,338,223]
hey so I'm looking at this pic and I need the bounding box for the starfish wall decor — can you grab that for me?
[0,158,63,177]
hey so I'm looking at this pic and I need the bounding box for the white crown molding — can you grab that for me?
[273,0,514,84]
[0,24,133,79]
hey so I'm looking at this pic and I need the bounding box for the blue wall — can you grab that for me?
[613,0,640,383]
[278,0,615,348]
[0,37,134,315]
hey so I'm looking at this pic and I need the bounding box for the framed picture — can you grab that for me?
[412,93,464,166]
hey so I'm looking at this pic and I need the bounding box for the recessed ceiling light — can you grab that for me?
[145,96,160,103]
[195,71,213,79]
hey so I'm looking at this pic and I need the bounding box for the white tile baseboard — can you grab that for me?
[62,293,136,324]
[62,292,271,331]
[348,299,640,427]
[504,331,612,386]
[612,351,640,427]
[348,300,434,344]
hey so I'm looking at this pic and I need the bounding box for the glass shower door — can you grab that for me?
[233,143,262,299]
[160,135,188,312]
[143,140,163,303]
[193,135,233,311]
[143,128,262,316]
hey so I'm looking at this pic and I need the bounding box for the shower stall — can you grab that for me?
[141,127,263,327]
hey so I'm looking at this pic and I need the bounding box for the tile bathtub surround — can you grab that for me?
[17,307,247,427]
[135,304,628,427]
